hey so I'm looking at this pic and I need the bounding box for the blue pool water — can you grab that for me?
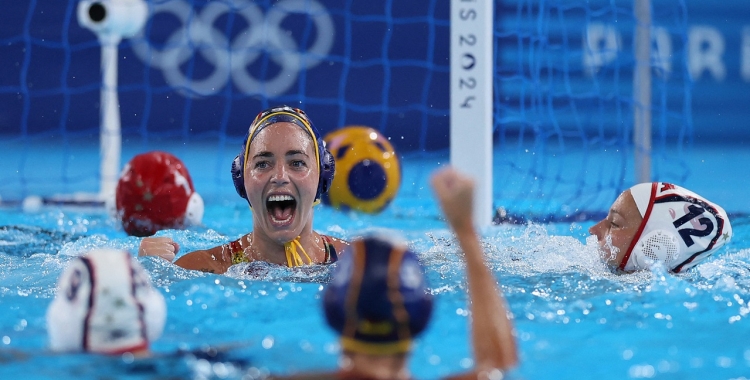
[2,145,750,379]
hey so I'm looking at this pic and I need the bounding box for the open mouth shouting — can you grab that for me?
[266,194,297,227]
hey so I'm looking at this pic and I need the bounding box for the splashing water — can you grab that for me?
[601,232,620,264]
[1,208,750,379]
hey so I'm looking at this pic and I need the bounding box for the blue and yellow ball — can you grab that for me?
[322,126,401,214]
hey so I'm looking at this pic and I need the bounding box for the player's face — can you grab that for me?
[588,190,643,269]
[245,122,319,244]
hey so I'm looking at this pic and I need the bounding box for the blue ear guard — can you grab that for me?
[323,235,433,355]
[230,105,335,206]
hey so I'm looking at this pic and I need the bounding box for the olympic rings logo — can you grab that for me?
[130,0,334,97]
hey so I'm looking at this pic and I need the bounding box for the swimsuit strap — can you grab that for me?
[284,236,313,267]
[321,235,339,264]
[231,235,327,267]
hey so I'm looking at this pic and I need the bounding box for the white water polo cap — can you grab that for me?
[620,182,732,273]
[46,249,166,354]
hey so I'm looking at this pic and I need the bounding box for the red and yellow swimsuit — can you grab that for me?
[229,235,339,266]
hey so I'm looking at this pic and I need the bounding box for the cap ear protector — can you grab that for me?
[230,105,335,207]
[628,229,680,270]
[231,154,246,200]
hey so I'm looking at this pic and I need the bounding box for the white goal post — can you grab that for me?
[450,0,654,226]
[450,0,494,229]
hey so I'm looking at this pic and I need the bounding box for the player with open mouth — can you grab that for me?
[138,106,348,274]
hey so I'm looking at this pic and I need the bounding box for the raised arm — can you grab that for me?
[431,167,518,372]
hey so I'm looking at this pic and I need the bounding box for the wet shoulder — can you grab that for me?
[322,235,349,257]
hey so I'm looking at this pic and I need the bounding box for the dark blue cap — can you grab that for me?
[323,234,433,355]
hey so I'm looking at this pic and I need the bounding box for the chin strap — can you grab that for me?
[284,236,313,267]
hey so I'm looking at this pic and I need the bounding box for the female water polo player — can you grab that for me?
[589,182,732,273]
[275,167,518,380]
[47,248,166,355]
[138,106,347,274]
[46,248,254,369]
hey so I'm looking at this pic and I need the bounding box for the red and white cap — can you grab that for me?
[46,249,166,354]
[620,182,732,273]
[114,151,204,237]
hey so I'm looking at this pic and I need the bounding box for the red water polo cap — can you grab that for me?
[115,151,197,237]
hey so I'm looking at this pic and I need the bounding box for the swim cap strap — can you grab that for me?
[618,183,657,271]
[284,236,313,267]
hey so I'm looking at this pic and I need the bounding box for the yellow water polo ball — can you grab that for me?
[322,126,401,214]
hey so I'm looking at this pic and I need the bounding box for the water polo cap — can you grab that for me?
[115,151,204,237]
[46,249,166,354]
[323,234,433,355]
[620,182,732,273]
[231,105,335,206]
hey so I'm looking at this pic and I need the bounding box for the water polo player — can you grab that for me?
[276,167,518,380]
[46,248,166,355]
[138,105,347,273]
[113,151,204,237]
[589,182,732,273]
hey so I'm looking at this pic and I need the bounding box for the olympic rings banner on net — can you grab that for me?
[130,0,334,97]
[5,0,750,155]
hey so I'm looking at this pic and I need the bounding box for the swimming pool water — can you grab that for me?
[1,198,750,379]
[1,139,749,379]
